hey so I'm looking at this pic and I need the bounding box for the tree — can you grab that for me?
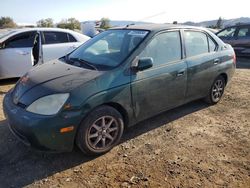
[57,18,81,30]
[100,18,111,29]
[216,17,223,29]
[0,17,17,28]
[37,18,54,27]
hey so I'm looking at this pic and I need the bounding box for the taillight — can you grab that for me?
[233,53,236,65]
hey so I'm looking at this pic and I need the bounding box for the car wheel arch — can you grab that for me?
[103,102,129,128]
[73,101,129,144]
[220,73,228,85]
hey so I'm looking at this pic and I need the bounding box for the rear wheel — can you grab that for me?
[76,105,124,155]
[204,76,225,104]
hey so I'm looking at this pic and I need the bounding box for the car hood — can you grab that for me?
[12,59,103,106]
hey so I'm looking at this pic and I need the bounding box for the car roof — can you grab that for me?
[0,27,89,42]
[112,24,208,32]
[6,27,79,34]
[223,24,250,28]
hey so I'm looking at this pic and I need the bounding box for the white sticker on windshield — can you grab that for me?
[128,31,148,37]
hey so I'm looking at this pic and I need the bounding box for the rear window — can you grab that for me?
[43,31,68,44]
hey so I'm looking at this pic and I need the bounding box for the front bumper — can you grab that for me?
[3,91,83,152]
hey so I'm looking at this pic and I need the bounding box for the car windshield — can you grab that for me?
[0,30,16,40]
[66,29,149,70]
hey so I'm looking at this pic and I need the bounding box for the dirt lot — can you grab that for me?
[0,58,249,188]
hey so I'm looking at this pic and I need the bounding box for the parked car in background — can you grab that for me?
[216,24,250,56]
[0,28,90,79]
[3,24,235,155]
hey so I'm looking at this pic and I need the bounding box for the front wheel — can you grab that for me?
[204,76,225,105]
[76,105,124,155]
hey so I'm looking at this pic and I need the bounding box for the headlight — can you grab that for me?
[26,93,69,115]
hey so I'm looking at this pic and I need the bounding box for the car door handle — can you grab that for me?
[177,70,185,77]
[18,51,29,55]
[213,58,220,65]
[70,45,77,49]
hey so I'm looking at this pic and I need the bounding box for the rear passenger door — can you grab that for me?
[131,30,187,122]
[42,31,79,62]
[233,26,250,55]
[184,30,219,101]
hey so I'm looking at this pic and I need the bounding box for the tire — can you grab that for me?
[204,75,225,105]
[76,105,124,155]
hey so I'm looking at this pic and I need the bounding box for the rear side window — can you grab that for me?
[5,32,35,48]
[68,33,77,42]
[237,27,250,38]
[208,37,217,52]
[43,31,68,44]
[139,31,182,66]
[184,31,209,57]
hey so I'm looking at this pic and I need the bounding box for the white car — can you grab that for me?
[0,28,90,79]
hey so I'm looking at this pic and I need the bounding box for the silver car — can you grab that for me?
[0,28,90,79]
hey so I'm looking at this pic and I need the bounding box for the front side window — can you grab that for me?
[4,31,35,48]
[184,31,209,57]
[217,27,236,38]
[139,31,182,66]
[43,31,68,44]
[67,29,148,70]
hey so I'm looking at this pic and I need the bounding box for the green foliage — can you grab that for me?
[57,18,80,30]
[0,17,17,28]
[216,17,223,29]
[208,25,217,29]
[100,18,111,29]
[208,17,223,29]
[37,18,54,27]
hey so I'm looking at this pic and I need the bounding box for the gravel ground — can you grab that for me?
[0,58,249,188]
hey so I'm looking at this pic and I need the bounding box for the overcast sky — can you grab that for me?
[1,0,249,24]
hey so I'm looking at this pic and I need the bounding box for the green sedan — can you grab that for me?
[3,24,236,155]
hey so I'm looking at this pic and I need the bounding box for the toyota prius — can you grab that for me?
[3,24,236,155]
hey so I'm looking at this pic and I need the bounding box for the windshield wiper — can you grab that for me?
[69,57,98,71]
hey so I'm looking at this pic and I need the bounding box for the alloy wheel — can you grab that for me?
[87,116,119,150]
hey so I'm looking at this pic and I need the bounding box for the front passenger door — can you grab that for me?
[131,31,187,122]
[0,31,36,79]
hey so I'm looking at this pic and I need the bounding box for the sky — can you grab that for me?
[1,0,250,25]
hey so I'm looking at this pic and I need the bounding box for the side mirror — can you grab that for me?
[134,57,153,71]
